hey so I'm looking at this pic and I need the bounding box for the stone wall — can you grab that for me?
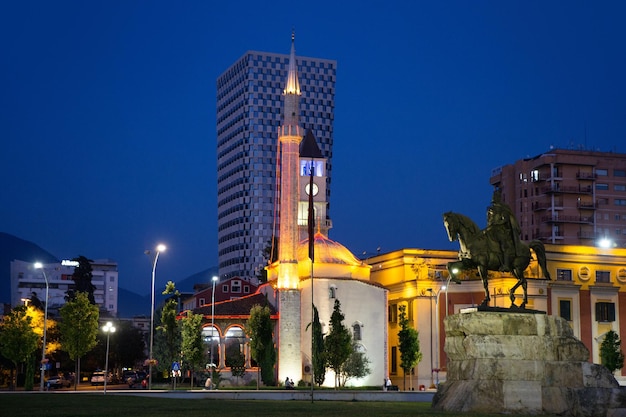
[432,311,626,416]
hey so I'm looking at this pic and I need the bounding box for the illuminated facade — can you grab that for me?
[298,130,330,239]
[263,35,387,387]
[490,148,626,247]
[275,34,304,382]
[10,259,119,316]
[216,40,336,283]
[368,244,626,388]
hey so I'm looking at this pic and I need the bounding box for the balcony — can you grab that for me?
[533,231,565,241]
[541,215,594,224]
[542,185,593,194]
[576,172,596,181]
[577,231,596,239]
[532,200,564,211]
[577,201,597,210]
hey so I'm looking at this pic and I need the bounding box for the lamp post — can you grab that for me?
[34,262,49,392]
[210,275,218,370]
[148,244,166,390]
[102,322,116,394]
[427,285,446,388]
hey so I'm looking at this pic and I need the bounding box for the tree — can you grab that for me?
[339,342,371,387]
[398,304,421,390]
[66,256,96,304]
[246,304,276,386]
[324,299,352,389]
[84,321,145,374]
[180,311,204,388]
[256,237,279,283]
[25,305,61,357]
[307,304,326,386]
[600,330,625,373]
[156,281,181,383]
[59,292,99,388]
[112,321,146,370]
[0,306,39,389]
[24,305,60,389]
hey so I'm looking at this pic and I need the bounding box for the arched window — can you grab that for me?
[225,326,246,369]
[201,325,220,367]
[352,323,362,341]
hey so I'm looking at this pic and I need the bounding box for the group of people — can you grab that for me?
[284,377,295,390]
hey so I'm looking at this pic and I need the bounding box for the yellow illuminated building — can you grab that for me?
[368,244,626,388]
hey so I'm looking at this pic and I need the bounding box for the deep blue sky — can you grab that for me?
[2,1,625,296]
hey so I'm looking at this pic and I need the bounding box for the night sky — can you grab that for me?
[2,1,625,295]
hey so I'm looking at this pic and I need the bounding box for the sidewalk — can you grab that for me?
[116,388,435,402]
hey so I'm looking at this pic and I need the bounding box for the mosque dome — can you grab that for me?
[296,232,370,280]
[297,232,362,265]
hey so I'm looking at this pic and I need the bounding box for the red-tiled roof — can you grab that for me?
[192,292,277,318]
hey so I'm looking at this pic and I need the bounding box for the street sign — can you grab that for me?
[172,361,180,371]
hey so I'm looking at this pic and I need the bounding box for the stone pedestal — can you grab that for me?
[432,311,626,417]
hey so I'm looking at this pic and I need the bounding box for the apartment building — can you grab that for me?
[490,148,626,247]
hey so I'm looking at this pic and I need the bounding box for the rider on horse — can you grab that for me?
[485,189,522,272]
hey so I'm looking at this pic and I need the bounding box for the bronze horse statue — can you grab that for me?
[443,211,550,309]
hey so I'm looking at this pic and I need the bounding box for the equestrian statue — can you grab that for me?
[443,189,550,309]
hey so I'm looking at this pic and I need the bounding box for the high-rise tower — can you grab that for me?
[216,39,336,283]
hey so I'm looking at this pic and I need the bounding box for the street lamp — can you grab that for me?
[34,262,49,392]
[427,286,446,388]
[102,322,116,394]
[148,243,166,390]
[210,275,219,370]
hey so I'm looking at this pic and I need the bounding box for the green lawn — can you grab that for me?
[0,393,557,417]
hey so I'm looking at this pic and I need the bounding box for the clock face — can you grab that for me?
[305,183,319,196]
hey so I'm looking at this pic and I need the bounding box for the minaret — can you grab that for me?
[277,32,303,383]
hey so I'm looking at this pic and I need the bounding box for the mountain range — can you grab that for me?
[0,232,216,317]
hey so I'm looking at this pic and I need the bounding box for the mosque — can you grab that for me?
[192,35,387,388]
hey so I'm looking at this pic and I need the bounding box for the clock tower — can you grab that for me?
[298,130,331,240]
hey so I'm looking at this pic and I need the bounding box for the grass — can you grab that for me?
[0,393,558,417]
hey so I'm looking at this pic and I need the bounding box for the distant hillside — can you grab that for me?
[175,266,220,293]
[117,287,151,318]
[0,232,59,304]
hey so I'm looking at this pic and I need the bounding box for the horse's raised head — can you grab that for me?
[443,212,458,242]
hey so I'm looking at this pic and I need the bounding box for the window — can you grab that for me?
[244,285,250,293]
[199,298,205,305]
[597,169,608,176]
[596,271,611,283]
[391,346,397,374]
[596,183,609,191]
[223,285,228,292]
[388,304,398,323]
[615,169,626,177]
[231,280,241,293]
[615,185,626,191]
[352,324,362,341]
[530,170,539,182]
[557,269,572,281]
[329,286,336,299]
[559,299,572,321]
[595,302,616,322]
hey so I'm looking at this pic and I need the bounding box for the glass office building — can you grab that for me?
[216,49,336,282]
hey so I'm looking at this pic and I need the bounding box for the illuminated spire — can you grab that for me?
[284,30,301,95]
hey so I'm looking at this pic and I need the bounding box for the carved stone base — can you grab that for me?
[432,312,626,417]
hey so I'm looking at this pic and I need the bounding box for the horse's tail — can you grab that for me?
[529,240,551,280]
